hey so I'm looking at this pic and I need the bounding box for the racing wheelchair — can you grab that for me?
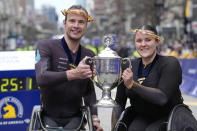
[28,105,95,131]
[112,104,197,131]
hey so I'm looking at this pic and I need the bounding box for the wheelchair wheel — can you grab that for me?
[167,104,197,131]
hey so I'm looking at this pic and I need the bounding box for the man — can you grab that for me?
[35,5,103,131]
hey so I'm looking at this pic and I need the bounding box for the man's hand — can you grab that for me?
[66,57,95,80]
[75,58,94,79]
[93,121,103,131]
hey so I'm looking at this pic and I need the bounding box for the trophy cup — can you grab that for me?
[86,35,131,108]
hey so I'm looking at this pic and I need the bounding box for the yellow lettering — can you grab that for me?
[1,79,8,92]
[10,78,18,91]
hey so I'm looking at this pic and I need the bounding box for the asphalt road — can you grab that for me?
[94,88,197,131]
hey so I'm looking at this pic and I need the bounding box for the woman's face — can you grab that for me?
[135,31,159,59]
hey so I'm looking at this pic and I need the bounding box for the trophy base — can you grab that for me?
[95,98,118,108]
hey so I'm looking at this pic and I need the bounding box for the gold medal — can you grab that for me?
[69,64,76,69]
[137,77,146,84]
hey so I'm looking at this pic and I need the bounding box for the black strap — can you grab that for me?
[61,37,81,67]
[137,54,159,80]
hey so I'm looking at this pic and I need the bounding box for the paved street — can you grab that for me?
[94,88,197,131]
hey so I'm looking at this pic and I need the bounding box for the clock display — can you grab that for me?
[0,77,39,92]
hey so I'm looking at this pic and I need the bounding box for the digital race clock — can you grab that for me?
[0,51,39,92]
[0,77,39,92]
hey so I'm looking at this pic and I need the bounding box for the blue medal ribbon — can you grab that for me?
[137,54,159,84]
[61,37,81,68]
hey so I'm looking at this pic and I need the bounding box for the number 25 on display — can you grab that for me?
[1,78,19,92]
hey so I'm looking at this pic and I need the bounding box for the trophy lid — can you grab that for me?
[96,35,120,58]
[97,47,120,58]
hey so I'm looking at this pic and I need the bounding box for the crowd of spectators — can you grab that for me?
[1,34,197,60]
[159,40,197,59]
[116,37,197,59]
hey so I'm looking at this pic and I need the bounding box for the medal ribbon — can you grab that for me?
[61,37,81,68]
[137,54,159,84]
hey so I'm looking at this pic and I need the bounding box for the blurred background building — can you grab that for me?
[0,0,58,51]
[0,0,197,58]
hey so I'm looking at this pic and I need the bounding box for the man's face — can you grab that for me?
[64,9,87,41]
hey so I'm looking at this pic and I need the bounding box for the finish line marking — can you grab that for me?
[184,102,197,106]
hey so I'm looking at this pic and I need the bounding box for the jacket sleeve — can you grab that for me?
[35,40,67,87]
[157,56,182,99]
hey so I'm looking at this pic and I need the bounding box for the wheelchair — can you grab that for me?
[112,104,197,131]
[28,105,95,131]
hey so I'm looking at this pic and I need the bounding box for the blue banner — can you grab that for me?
[180,58,197,78]
[0,70,35,78]
[179,58,197,97]
[0,90,40,131]
[181,75,197,97]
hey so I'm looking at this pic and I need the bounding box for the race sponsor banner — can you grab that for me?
[179,58,197,97]
[0,90,40,131]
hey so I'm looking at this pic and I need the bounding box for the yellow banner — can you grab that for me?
[185,0,193,18]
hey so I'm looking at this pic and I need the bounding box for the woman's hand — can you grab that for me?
[121,68,134,89]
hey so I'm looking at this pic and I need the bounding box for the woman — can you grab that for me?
[113,25,183,131]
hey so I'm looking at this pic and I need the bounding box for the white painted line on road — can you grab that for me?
[184,102,197,106]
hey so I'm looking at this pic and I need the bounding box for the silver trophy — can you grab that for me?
[86,35,131,108]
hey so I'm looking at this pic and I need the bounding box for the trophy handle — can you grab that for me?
[84,57,94,70]
[84,57,102,88]
[84,57,94,80]
[121,58,131,71]
[117,58,132,86]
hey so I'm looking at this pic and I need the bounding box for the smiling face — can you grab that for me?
[135,31,160,61]
[63,9,87,41]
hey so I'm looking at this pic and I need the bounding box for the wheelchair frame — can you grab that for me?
[28,105,95,131]
[113,104,197,131]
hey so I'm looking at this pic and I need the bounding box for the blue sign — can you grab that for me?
[179,59,197,78]
[181,75,197,97]
[0,51,40,131]
[0,90,40,131]
[17,36,24,46]
[179,58,197,97]
[93,37,101,47]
